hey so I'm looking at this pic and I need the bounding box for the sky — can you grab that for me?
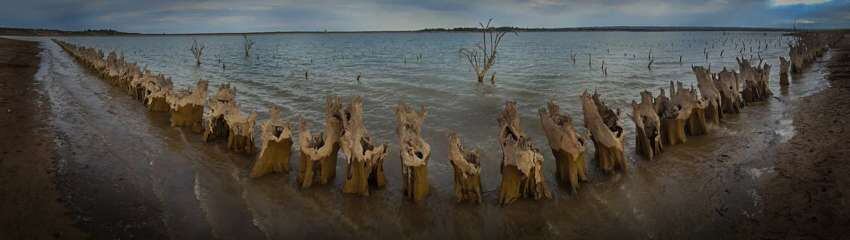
[1,0,848,33]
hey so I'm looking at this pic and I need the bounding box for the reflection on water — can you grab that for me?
[35,32,830,238]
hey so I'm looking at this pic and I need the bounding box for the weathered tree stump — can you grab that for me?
[630,91,663,161]
[497,101,550,205]
[225,108,258,154]
[737,58,772,103]
[143,74,173,112]
[203,84,236,142]
[447,133,482,203]
[539,100,587,193]
[581,91,627,174]
[671,81,709,137]
[297,96,343,188]
[715,68,744,114]
[395,102,430,203]
[168,80,208,133]
[340,97,388,196]
[779,56,790,86]
[250,106,293,178]
[693,66,722,124]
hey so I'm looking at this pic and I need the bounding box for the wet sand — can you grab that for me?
[747,33,850,238]
[2,34,849,239]
[0,38,85,238]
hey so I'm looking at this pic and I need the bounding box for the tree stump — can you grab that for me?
[395,102,430,203]
[779,56,790,86]
[143,74,173,112]
[693,66,722,125]
[581,92,627,174]
[250,106,293,178]
[539,100,587,193]
[448,133,482,203]
[630,91,663,161]
[737,58,772,103]
[340,97,388,196]
[297,96,343,188]
[168,80,208,133]
[203,84,236,142]
[715,68,744,114]
[497,101,550,206]
[670,81,709,137]
[225,108,257,154]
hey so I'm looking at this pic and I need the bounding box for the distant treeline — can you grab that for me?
[418,26,799,32]
[0,27,136,36]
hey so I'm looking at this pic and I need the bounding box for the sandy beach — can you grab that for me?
[1,33,848,239]
[0,38,85,239]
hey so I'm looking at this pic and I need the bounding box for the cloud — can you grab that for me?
[0,0,847,33]
[770,0,830,6]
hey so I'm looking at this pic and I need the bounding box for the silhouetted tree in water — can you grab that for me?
[190,39,204,66]
[243,34,254,57]
[459,19,513,84]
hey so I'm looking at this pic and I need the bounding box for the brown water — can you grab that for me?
[31,35,831,239]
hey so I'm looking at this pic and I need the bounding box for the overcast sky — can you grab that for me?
[1,0,847,33]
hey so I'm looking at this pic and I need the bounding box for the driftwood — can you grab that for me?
[497,101,550,205]
[340,97,388,196]
[737,58,772,103]
[203,84,236,142]
[539,101,587,193]
[581,91,626,174]
[250,106,293,178]
[715,68,744,114]
[167,80,208,133]
[447,133,482,203]
[779,56,790,86]
[693,66,722,125]
[395,102,430,203]
[297,96,343,188]
[630,91,663,161]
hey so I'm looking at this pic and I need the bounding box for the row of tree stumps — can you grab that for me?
[52,31,839,206]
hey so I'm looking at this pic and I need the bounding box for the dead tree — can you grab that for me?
[340,97,388,196]
[458,19,511,83]
[539,101,587,193]
[630,91,663,160]
[395,102,430,203]
[581,91,626,174]
[693,66,722,124]
[297,96,343,188]
[250,106,293,178]
[191,39,204,66]
[243,35,255,58]
[448,133,482,203]
[167,79,208,133]
[497,101,550,205]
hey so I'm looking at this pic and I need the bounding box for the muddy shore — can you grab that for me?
[0,38,85,238]
[747,33,850,238]
[1,34,848,239]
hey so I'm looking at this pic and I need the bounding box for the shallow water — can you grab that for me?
[27,32,831,238]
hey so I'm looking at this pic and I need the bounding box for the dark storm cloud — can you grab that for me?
[0,0,846,33]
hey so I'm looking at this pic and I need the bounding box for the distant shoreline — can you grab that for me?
[5,26,845,36]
